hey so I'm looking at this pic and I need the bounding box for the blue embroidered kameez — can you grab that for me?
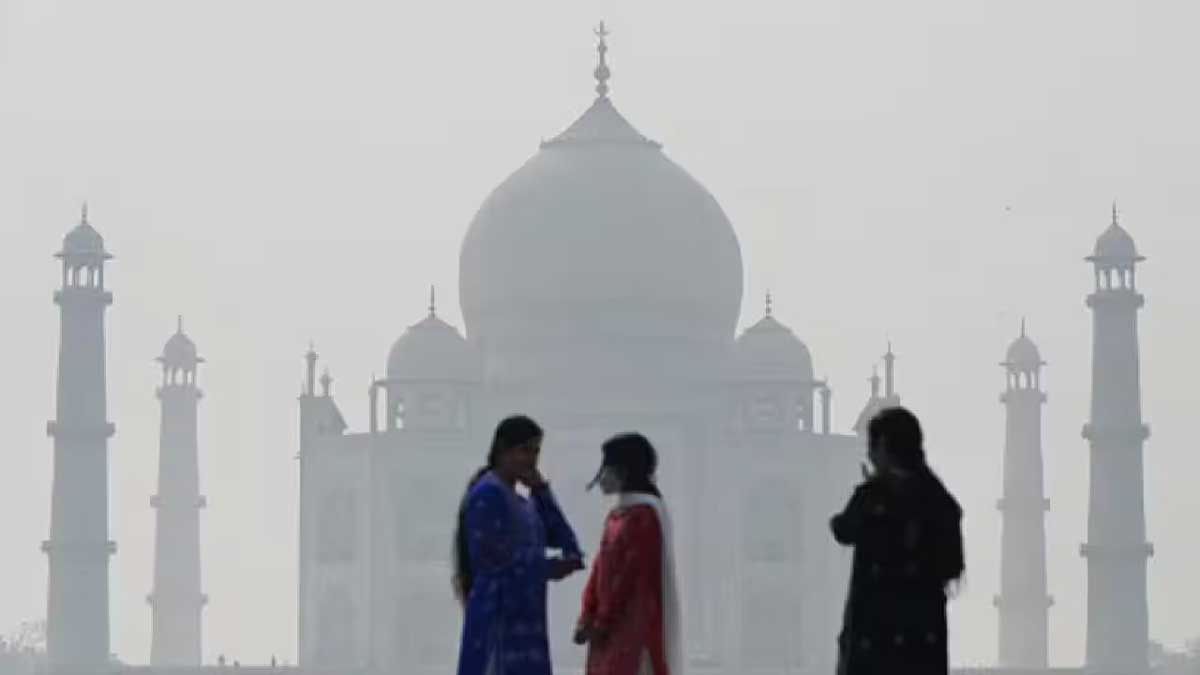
[457,472,583,675]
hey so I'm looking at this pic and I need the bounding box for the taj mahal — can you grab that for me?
[35,27,1153,675]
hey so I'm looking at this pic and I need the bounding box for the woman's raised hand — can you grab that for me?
[519,466,548,489]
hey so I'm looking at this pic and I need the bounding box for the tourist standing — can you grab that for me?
[454,415,585,675]
[575,433,682,675]
[832,407,964,675]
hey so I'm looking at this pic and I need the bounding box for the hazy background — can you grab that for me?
[1,0,1197,667]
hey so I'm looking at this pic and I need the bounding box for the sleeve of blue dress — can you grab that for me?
[530,484,584,559]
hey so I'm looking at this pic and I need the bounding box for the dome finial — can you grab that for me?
[1112,200,1119,227]
[765,290,773,317]
[428,285,437,317]
[177,315,184,335]
[1020,316,1026,338]
[320,368,332,397]
[80,201,89,225]
[593,21,611,99]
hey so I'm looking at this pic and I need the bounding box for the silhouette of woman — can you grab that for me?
[453,415,585,675]
[832,407,964,675]
[574,433,682,675]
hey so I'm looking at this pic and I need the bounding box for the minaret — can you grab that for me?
[1081,204,1152,675]
[853,345,901,436]
[995,320,1051,668]
[148,317,207,665]
[44,205,116,670]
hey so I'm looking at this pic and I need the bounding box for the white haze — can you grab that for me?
[1,0,1198,668]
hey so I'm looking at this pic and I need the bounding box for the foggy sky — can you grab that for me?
[1,0,1197,668]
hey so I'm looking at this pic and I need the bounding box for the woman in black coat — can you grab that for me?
[831,407,965,675]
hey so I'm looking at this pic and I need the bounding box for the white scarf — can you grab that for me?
[617,492,684,675]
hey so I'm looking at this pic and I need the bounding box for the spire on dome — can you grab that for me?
[1112,200,1119,227]
[882,341,897,399]
[81,201,90,225]
[177,315,184,335]
[320,368,332,398]
[429,285,437,317]
[593,21,611,99]
[765,290,773,317]
[304,342,318,397]
[1020,316,1027,338]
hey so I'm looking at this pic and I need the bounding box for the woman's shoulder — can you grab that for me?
[615,503,662,533]
[619,503,657,517]
[466,473,510,504]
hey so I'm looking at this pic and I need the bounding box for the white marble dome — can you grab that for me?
[458,94,744,345]
[386,313,477,381]
[736,313,815,382]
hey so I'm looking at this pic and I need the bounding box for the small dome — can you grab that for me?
[1090,206,1142,262]
[1005,333,1042,368]
[61,222,106,257]
[386,313,478,381]
[1092,222,1139,260]
[160,318,201,367]
[735,314,814,382]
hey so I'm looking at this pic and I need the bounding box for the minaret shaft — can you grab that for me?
[149,331,206,666]
[997,378,1050,668]
[45,220,115,670]
[1084,295,1150,675]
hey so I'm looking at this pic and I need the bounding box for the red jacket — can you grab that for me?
[579,504,667,675]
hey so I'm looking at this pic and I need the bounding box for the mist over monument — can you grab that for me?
[6,12,1187,675]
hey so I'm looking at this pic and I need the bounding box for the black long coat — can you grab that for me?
[831,469,964,675]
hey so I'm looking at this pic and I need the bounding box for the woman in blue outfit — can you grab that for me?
[454,415,585,675]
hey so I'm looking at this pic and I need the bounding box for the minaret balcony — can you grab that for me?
[1079,542,1154,559]
[46,420,116,440]
[41,539,117,559]
[992,594,1054,609]
[1081,423,1150,443]
[156,386,204,400]
[1086,290,1145,310]
[995,497,1050,513]
[150,494,206,510]
[147,591,209,607]
[999,390,1047,404]
[52,287,113,307]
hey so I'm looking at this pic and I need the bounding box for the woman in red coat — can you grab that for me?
[574,433,682,675]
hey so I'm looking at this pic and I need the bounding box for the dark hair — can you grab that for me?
[600,432,662,498]
[452,415,544,603]
[867,406,926,471]
[867,407,965,585]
